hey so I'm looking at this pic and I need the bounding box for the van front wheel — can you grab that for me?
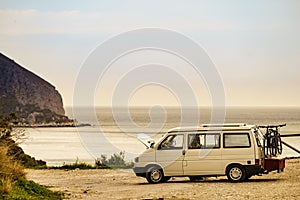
[146,166,164,184]
[226,165,246,182]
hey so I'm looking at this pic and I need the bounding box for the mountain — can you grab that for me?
[0,53,73,126]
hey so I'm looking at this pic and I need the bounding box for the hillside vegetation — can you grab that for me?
[0,114,62,199]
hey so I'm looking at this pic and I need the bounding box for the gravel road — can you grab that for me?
[26,159,300,200]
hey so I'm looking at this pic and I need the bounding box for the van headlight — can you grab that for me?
[134,157,139,163]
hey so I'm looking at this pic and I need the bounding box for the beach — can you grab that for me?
[26,158,300,200]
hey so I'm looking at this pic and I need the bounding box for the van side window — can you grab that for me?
[158,134,184,150]
[223,133,251,148]
[188,134,220,149]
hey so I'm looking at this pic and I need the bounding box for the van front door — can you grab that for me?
[156,134,185,176]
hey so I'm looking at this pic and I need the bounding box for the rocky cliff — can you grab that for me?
[0,53,72,126]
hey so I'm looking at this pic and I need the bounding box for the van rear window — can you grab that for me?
[223,133,251,148]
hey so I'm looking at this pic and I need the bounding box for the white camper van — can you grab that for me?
[133,124,285,183]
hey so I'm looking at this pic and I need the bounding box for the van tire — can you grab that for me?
[226,165,246,182]
[146,166,164,184]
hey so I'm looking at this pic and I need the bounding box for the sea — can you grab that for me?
[19,107,300,166]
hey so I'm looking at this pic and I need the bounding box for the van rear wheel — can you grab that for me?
[226,165,246,182]
[146,166,164,184]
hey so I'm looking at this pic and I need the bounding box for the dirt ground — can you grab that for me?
[26,159,300,200]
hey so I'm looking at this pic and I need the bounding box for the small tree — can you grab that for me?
[0,113,17,139]
[0,113,46,168]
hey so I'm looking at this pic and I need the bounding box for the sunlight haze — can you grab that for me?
[1,0,299,107]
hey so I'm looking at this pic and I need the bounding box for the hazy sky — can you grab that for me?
[1,0,299,107]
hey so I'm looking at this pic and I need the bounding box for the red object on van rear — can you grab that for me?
[264,158,285,172]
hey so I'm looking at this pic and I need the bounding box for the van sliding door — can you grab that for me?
[184,133,222,176]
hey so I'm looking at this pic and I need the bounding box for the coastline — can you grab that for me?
[14,122,92,128]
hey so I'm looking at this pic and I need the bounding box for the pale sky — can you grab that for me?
[1,0,299,107]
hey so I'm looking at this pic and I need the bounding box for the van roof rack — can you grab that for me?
[202,123,247,128]
[167,124,252,133]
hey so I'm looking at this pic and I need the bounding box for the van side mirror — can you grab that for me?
[150,142,155,148]
[148,140,155,148]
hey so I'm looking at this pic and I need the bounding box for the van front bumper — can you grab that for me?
[133,167,147,177]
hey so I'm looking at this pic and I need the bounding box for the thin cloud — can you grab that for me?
[0,9,279,36]
[0,9,111,35]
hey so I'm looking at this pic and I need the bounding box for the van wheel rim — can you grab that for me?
[151,170,161,181]
[230,167,242,180]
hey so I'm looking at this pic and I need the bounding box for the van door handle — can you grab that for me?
[182,150,186,155]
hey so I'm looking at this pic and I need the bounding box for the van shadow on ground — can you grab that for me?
[135,177,281,185]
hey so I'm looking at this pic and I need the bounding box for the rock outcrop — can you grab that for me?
[0,53,73,126]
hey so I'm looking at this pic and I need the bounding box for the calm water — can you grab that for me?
[20,107,300,166]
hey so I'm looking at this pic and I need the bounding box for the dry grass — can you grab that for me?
[0,146,25,194]
[0,178,12,194]
[0,142,62,199]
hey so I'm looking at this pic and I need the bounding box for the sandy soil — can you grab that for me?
[26,159,300,200]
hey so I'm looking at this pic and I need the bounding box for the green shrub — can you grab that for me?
[46,152,134,170]
[51,162,97,170]
[95,151,134,168]
[7,178,62,200]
